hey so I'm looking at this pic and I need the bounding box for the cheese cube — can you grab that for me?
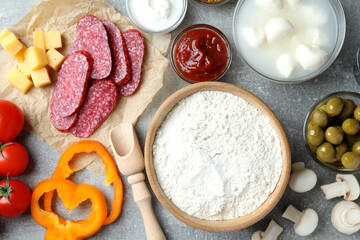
[7,67,33,94]
[0,28,13,41]
[18,61,32,78]
[33,30,45,52]
[24,46,48,71]
[46,48,65,71]
[31,67,51,88]
[14,43,27,62]
[44,31,62,49]
[1,33,24,57]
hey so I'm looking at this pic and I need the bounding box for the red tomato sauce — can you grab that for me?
[174,28,229,82]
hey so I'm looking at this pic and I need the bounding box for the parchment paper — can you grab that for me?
[0,0,170,174]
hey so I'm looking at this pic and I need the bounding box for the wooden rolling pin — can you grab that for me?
[110,123,166,240]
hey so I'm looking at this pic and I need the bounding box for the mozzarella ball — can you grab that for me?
[243,27,266,47]
[256,0,283,12]
[296,44,328,70]
[301,6,328,26]
[286,0,302,7]
[304,28,326,46]
[276,54,297,77]
[265,17,294,42]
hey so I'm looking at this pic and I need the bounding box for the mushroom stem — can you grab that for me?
[282,205,302,223]
[320,174,359,201]
[321,181,347,199]
[346,208,360,225]
[251,220,283,240]
[264,220,283,239]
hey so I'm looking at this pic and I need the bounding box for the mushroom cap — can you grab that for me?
[291,162,305,172]
[336,174,360,201]
[294,208,318,236]
[331,200,360,235]
[289,168,317,193]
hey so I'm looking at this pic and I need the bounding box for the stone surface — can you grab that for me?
[1,0,359,239]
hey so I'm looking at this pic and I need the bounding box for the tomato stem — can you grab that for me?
[0,142,17,160]
[0,175,13,204]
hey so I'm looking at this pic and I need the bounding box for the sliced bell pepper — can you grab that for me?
[31,178,107,240]
[44,140,123,225]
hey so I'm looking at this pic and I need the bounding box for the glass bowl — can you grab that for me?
[126,0,188,34]
[303,92,360,174]
[170,24,232,84]
[353,48,360,85]
[232,0,346,83]
[193,0,231,6]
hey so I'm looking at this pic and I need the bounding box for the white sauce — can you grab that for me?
[235,0,337,80]
[128,0,184,32]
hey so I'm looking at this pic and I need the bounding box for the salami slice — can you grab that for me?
[70,79,118,138]
[68,39,81,56]
[119,29,145,96]
[49,103,78,132]
[50,51,92,117]
[75,15,112,79]
[102,20,131,85]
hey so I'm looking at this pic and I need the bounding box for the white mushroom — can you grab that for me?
[265,18,294,42]
[331,200,360,235]
[252,220,283,240]
[320,174,360,201]
[282,205,319,236]
[288,162,317,193]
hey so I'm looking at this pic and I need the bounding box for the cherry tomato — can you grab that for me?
[0,100,24,143]
[0,142,29,177]
[0,178,31,218]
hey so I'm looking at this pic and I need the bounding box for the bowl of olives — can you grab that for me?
[304,92,360,173]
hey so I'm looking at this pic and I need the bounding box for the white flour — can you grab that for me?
[153,91,283,220]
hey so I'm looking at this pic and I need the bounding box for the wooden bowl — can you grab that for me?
[144,82,291,232]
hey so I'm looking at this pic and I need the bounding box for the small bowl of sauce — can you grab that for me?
[170,24,232,83]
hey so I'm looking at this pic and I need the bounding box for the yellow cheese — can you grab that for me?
[14,43,27,62]
[24,46,48,71]
[46,48,65,71]
[44,31,62,49]
[1,33,24,57]
[31,67,51,88]
[33,30,45,52]
[0,28,13,41]
[7,67,33,94]
[18,61,32,78]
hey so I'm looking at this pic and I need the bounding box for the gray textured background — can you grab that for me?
[0,0,359,239]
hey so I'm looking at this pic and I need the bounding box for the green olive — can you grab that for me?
[352,141,360,155]
[307,125,325,146]
[345,134,358,147]
[354,106,360,121]
[341,152,360,169]
[335,142,348,160]
[311,109,328,128]
[342,118,360,135]
[318,104,327,112]
[339,99,356,119]
[326,98,344,116]
[325,126,344,145]
[317,142,335,163]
